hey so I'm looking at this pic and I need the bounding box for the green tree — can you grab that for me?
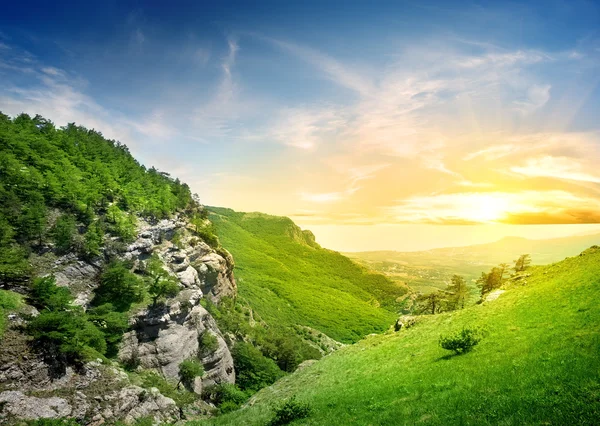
[82,222,103,258]
[513,254,532,274]
[93,262,144,311]
[19,198,47,245]
[52,214,76,254]
[145,254,180,306]
[232,342,285,392]
[446,274,469,310]
[87,303,129,357]
[415,291,445,315]
[30,276,73,311]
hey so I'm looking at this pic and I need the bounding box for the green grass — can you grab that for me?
[209,208,408,343]
[191,247,600,425]
[0,289,23,337]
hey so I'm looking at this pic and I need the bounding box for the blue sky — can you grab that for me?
[2,1,600,250]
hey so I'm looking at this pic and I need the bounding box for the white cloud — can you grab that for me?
[511,156,600,183]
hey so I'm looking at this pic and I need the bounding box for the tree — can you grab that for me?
[52,215,76,254]
[415,291,445,315]
[82,222,103,258]
[476,265,506,297]
[19,198,47,245]
[446,274,469,310]
[232,342,285,392]
[513,254,531,274]
[93,262,144,311]
[145,254,180,306]
[30,276,73,311]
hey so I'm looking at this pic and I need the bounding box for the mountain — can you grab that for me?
[208,207,409,343]
[346,233,600,295]
[196,246,600,425]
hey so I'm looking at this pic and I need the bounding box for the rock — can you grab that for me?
[112,386,179,424]
[0,391,71,420]
[127,238,154,254]
[194,252,236,303]
[177,266,199,287]
[120,302,235,389]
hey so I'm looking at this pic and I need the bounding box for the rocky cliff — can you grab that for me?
[0,213,237,424]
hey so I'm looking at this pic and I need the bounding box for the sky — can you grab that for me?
[2,0,600,251]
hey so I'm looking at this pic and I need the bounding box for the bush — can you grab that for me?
[268,396,312,426]
[178,359,204,389]
[198,331,219,356]
[439,327,482,354]
[202,383,248,412]
[28,310,107,361]
[232,342,285,392]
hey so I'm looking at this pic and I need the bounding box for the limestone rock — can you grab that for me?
[111,386,179,424]
[0,391,71,420]
[119,292,234,388]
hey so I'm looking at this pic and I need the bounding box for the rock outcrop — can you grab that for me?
[0,213,237,424]
[119,289,235,391]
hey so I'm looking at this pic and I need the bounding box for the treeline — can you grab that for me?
[415,254,532,315]
[0,112,194,283]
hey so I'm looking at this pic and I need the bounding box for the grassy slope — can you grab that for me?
[347,233,600,294]
[196,247,600,425]
[0,290,22,337]
[209,208,408,343]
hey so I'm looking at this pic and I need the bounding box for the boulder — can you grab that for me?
[0,391,71,420]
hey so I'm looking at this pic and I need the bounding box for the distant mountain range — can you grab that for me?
[345,233,600,294]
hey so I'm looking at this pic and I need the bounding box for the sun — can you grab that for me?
[462,194,512,223]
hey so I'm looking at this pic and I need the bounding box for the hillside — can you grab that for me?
[209,207,408,343]
[195,246,600,425]
[347,233,600,295]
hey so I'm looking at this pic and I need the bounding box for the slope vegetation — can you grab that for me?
[209,208,408,343]
[197,246,600,425]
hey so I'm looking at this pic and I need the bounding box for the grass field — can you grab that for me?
[0,290,22,337]
[208,207,408,343]
[192,246,600,425]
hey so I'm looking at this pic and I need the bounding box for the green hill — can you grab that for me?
[208,207,408,343]
[346,233,600,295]
[195,246,600,425]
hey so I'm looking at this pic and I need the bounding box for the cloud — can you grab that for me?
[511,156,600,183]
[263,37,374,96]
[514,84,551,114]
[387,191,600,225]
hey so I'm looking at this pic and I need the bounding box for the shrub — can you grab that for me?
[439,327,482,354]
[28,310,107,361]
[232,342,285,392]
[268,396,312,426]
[202,383,248,412]
[178,359,204,389]
[198,331,219,356]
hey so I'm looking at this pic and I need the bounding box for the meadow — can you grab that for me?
[192,246,600,425]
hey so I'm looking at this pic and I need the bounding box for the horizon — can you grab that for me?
[2,0,600,251]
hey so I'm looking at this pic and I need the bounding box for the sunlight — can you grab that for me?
[461,193,512,223]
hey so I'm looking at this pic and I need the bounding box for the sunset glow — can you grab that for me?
[1,1,599,250]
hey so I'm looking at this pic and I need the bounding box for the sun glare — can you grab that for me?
[465,194,512,223]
